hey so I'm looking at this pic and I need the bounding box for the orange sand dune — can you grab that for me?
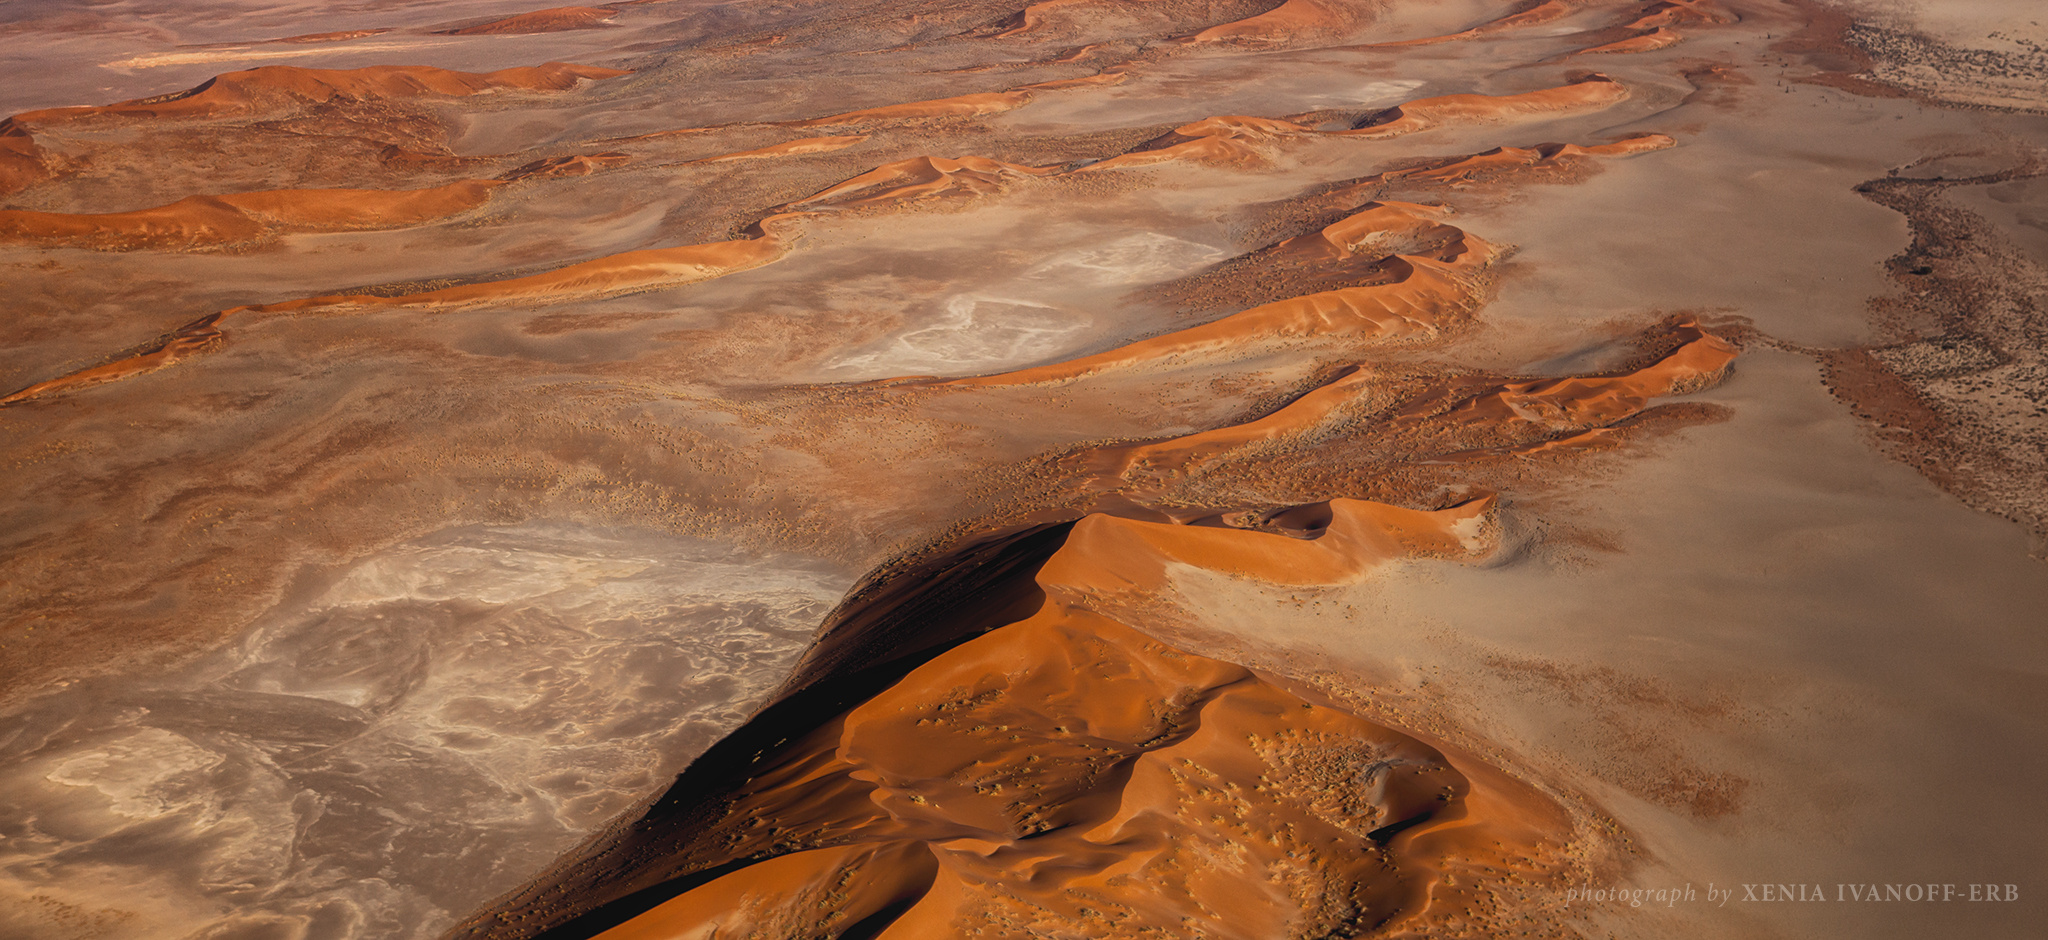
[1181,0,1360,45]
[1077,114,1314,171]
[0,119,54,196]
[1399,321,1736,434]
[786,90,1035,128]
[1,223,797,403]
[693,135,867,163]
[1268,199,1464,265]
[0,315,223,407]
[499,151,631,180]
[246,227,795,315]
[10,62,631,125]
[1358,133,1676,187]
[946,206,1498,387]
[570,498,1561,940]
[993,0,1168,38]
[1575,25,1685,54]
[791,155,1056,209]
[0,180,503,251]
[1368,0,1589,47]
[1627,0,1737,29]
[1076,80,1637,175]
[1106,366,1383,479]
[1013,70,1129,91]
[1106,321,1735,482]
[1339,74,1630,139]
[271,28,394,44]
[437,6,620,35]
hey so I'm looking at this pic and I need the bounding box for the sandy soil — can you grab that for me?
[0,0,2042,938]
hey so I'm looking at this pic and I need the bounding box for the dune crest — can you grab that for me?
[1339,74,1630,138]
[0,181,504,251]
[437,6,621,35]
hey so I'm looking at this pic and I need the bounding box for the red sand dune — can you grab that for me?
[1369,0,1588,47]
[1576,25,1685,54]
[693,135,867,163]
[1404,321,1736,433]
[585,498,1565,940]
[0,221,798,404]
[10,63,631,125]
[1339,74,1630,138]
[1076,80,1637,174]
[1013,71,1130,91]
[0,181,503,251]
[0,119,53,196]
[0,314,223,407]
[270,28,394,44]
[1627,0,1738,29]
[1268,199,1464,264]
[786,90,1035,128]
[1107,366,1384,477]
[499,151,631,180]
[1077,115,1314,171]
[437,6,620,35]
[993,0,1167,38]
[1109,321,1737,480]
[1358,134,1676,187]
[792,155,1057,209]
[1181,0,1360,44]
[946,203,1498,387]
[246,226,797,315]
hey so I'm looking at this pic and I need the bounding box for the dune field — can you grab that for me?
[0,0,2043,938]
